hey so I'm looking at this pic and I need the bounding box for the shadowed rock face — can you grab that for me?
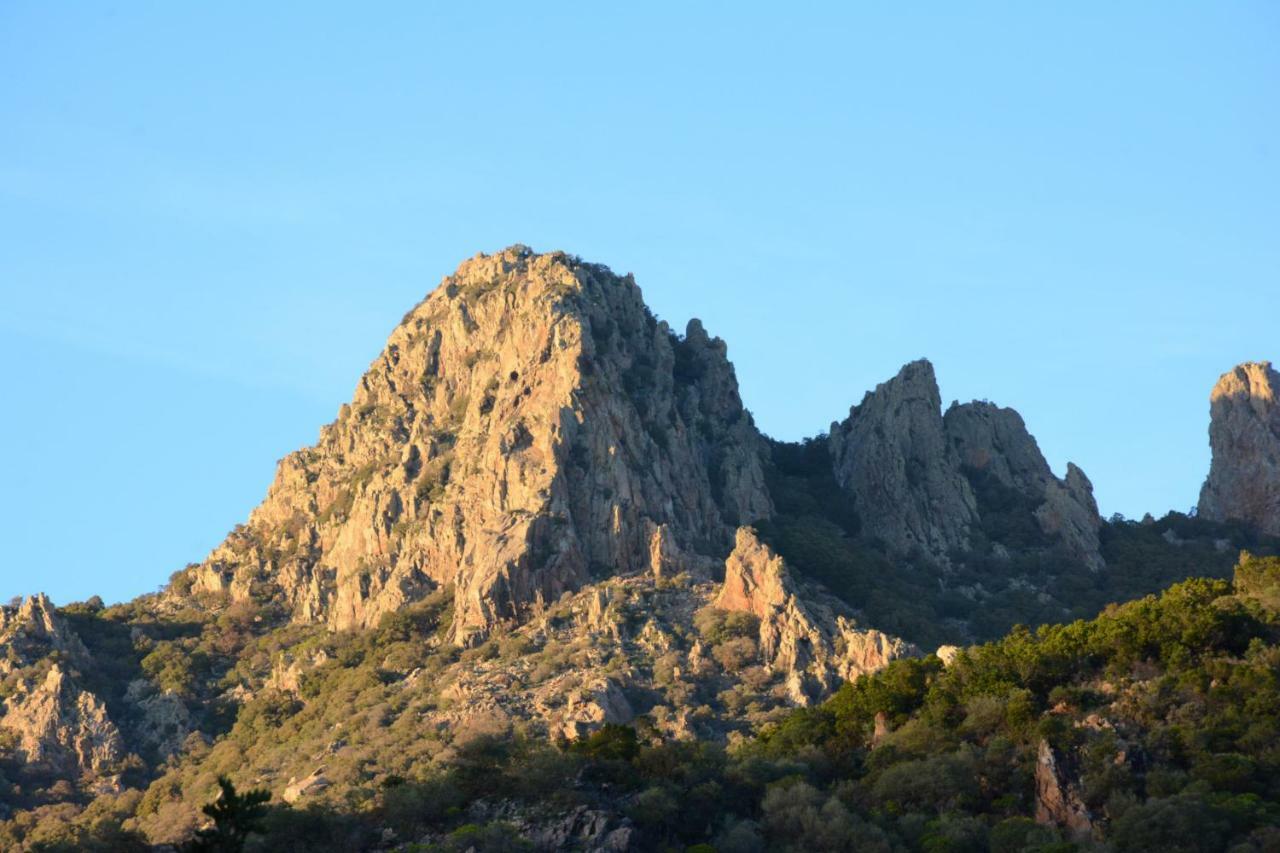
[184,246,773,644]
[828,360,979,561]
[945,401,1105,571]
[1199,361,1280,536]
[829,359,1104,569]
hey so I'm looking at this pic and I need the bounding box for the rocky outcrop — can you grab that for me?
[282,766,331,803]
[829,360,978,560]
[0,663,124,779]
[0,593,90,674]
[459,800,634,852]
[1034,739,1096,841]
[183,246,772,644]
[715,528,914,702]
[1199,361,1280,536]
[829,360,1104,569]
[556,677,634,741]
[125,679,193,760]
[944,401,1105,570]
[0,594,126,783]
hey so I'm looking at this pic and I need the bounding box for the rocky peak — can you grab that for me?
[828,360,1103,569]
[1199,361,1280,536]
[184,246,772,644]
[828,359,978,561]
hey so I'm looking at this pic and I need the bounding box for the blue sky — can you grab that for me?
[2,3,1277,605]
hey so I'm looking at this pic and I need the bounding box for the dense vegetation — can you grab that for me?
[759,436,1279,649]
[5,554,1279,851]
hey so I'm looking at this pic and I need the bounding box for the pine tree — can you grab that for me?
[188,775,271,852]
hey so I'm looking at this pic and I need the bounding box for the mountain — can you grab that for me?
[2,247,1278,851]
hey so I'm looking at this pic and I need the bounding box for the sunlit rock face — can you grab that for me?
[1199,361,1280,536]
[715,527,915,704]
[0,595,125,782]
[183,246,773,644]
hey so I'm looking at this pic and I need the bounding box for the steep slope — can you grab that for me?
[1199,361,1280,536]
[182,246,773,645]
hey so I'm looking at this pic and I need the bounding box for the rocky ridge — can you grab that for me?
[1199,361,1280,536]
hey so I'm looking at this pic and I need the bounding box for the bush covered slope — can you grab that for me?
[6,555,1278,851]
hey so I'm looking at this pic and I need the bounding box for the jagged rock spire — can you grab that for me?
[828,359,979,560]
[1199,361,1280,535]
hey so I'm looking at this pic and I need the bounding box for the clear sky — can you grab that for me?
[2,4,1277,606]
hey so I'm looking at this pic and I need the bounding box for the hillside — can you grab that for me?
[2,247,1278,851]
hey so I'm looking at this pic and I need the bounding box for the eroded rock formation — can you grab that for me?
[0,595,125,782]
[0,592,90,674]
[1199,361,1280,536]
[1034,739,1096,842]
[184,246,772,644]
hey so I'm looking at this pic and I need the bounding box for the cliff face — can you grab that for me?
[1199,361,1280,536]
[829,360,1104,569]
[186,246,772,644]
[0,593,90,673]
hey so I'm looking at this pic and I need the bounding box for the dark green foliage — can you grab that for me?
[9,555,1278,850]
[570,723,640,762]
[962,464,1052,550]
[189,776,271,852]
